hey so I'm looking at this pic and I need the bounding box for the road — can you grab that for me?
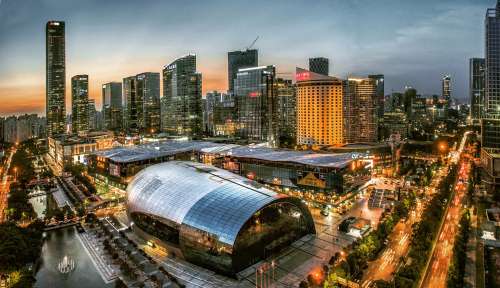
[420,159,470,288]
[0,149,15,223]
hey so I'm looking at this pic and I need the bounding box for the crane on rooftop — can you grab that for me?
[246,36,259,50]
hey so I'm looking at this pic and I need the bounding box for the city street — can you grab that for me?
[0,149,14,223]
[420,159,471,288]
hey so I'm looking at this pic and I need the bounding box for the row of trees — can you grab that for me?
[446,211,471,288]
[392,164,458,287]
[64,163,97,195]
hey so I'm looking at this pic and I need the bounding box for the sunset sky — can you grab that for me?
[0,0,492,116]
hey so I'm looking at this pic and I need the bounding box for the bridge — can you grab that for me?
[27,189,55,198]
[44,220,80,231]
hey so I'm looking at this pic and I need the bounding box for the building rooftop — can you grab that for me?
[93,140,355,169]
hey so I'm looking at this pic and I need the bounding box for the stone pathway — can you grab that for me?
[77,231,118,283]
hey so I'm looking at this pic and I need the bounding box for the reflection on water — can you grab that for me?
[34,227,112,288]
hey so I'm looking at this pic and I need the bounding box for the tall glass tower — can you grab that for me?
[71,75,89,134]
[469,58,485,123]
[234,65,276,145]
[228,50,258,94]
[102,82,123,131]
[162,55,202,137]
[308,57,329,76]
[46,21,66,136]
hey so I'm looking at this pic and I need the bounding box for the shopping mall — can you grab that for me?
[127,161,316,276]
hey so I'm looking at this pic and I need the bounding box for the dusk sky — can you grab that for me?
[0,0,493,116]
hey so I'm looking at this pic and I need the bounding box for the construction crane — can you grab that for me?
[246,36,259,50]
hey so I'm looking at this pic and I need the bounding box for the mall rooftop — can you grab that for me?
[93,140,356,169]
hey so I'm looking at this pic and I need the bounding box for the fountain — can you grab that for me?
[57,255,76,274]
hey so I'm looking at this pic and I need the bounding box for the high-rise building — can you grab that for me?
[308,57,329,76]
[442,75,451,106]
[403,87,417,118]
[481,1,500,191]
[46,21,66,136]
[162,55,202,137]
[102,82,123,131]
[88,99,97,131]
[204,91,221,135]
[469,58,486,123]
[123,73,160,134]
[275,78,296,145]
[368,74,384,118]
[344,77,378,143]
[296,67,343,146]
[228,49,258,94]
[136,72,161,133]
[235,65,276,145]
[71,75,89,134]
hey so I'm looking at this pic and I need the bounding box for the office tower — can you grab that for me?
[379,112,409,141]
[88,99,97,131]
[296,67,343,146]
[122,76,136,130]
[234,65,276,145]
[308,57,329,76]
[3,116,17,144]
[387,92,403,112]
[46,21,66,136]
[102,82,123,130]
[123,73,160,133]
[469,58,486,123]
[71,75,89,134]
[136,72,161,133]
[275,78,296,145]
[162,55,202,137]
[442,75,451,106]
[369,74,385,118]
[344,77,378,143]
[228,49,258,94]
[403,87,417,118]
[481,1,500,191]
[213,93,237,136]
[204,91,221,135]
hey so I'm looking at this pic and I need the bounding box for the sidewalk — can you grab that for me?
[464,212,477,288]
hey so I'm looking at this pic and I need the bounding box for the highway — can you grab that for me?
[0,149,15,223]
[420,155,470,287]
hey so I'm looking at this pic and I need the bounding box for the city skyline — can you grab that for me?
[0,0,492,116]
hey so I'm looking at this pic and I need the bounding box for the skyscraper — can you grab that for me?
[234,65,276,145]
[275,78,296,146]
[228,49,258,94]
[344,77,378,143]
[308,57,329,76]
[71,75,89,134]
[368,74,385,118]
[469,58,485,122]
[123,76,137,131]
[46,21,66,136]
[123,73,160,134]
[136,72,161,133]
[88,98,97,131]
[481,0,500,191]
[162,55,202,137]
[296,67,343,146]
[442,75,451,106]
[102,82,123,131]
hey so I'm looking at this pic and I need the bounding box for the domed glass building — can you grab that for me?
[127,161,315,276]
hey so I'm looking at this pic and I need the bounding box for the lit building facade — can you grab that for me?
[46,21,66,136]
[308,57,329,76]
[88,99,97,131]
[344,77,378,143]
[470,58,485,123]
[442,75,451,108]
[234,66,277,145]
[162,55,202,137]
[228,49,258,94]
[296,67,343,146]
[102,82,123,131]
[71,75,89,134]
[368,74,385,118]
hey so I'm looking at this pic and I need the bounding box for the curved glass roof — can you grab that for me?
[127,161,283,244]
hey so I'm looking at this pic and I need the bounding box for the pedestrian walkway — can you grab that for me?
[77,231,117,284]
